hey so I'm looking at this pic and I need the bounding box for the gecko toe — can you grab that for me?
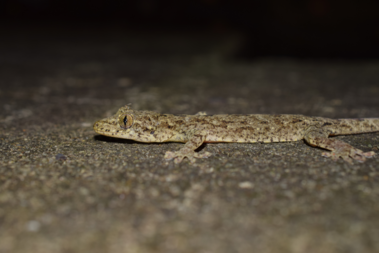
[165,150,211,164]
[362,151,375,158]
[165,151,185,163]
[322,152,339,161]
[164,151,176,160]
[353,155,366,162]
[174,156,184,164]
[341,156,354,164]
[194,152,212,159]
[321,152,332,158]
[187,156,197,163]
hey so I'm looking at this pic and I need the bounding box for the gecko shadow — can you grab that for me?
[94,135,139,144]
[94,134,208,150]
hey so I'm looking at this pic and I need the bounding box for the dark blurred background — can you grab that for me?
[1,0,379,59]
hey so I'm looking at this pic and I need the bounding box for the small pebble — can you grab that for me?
[55,154,67,161]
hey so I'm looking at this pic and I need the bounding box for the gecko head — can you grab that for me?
[93,105,162,142]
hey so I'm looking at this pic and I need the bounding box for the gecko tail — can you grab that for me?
[332,118,379,135]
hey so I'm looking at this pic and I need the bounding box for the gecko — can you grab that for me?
[93,105,378,164]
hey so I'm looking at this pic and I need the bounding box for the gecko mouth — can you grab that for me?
[93,120,119,136]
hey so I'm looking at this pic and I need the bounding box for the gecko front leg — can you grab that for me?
[164,133,211,164]
[304,127,375,164]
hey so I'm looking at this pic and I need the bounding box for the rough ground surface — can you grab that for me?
[1,28,379,253]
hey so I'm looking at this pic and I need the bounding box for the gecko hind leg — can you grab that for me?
[304,128,375,164]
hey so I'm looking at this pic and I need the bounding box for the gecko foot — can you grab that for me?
[164,151,212,164]
[321,149,375,164]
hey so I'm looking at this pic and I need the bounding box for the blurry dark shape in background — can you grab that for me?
[1,0,379,59]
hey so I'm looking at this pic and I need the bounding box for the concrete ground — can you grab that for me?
[1,28,379,253]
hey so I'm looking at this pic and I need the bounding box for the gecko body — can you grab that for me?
[94,106,378,163]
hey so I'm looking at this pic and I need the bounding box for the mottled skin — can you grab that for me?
[94,106,378,164]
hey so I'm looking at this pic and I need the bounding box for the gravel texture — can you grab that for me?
[1,28,379,253]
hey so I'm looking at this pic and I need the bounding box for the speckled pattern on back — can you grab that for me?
[94,106,379,164]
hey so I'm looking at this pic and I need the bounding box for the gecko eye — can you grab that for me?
[119,114,133,129]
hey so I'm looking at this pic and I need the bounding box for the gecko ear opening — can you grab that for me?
[119,114,134,129]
